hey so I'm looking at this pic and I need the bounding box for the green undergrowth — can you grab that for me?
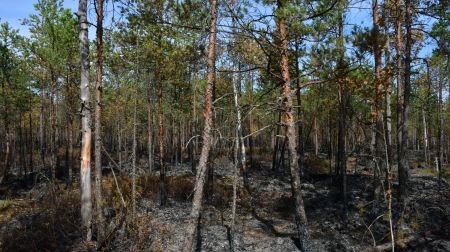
[0,200,14,211]
[418,166,450,180]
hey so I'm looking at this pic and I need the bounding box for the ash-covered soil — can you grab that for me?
[1,154,449,251]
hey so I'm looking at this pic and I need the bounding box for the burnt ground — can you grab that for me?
[0,153,449,251]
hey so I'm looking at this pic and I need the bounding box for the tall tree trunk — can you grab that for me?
[183,0,218,250]
[78,0,93,241]
[313,115,319,156]
[158,69,166,206]
[48,88,54,180]
[371,0,383,213]
[156,1,167,207]
[0,79,10,184]
[422,107,428,164]
[132,92,138,216]
[248,73,254,171]
[437,63,444,189]
[190,63,198,173]
[383,33,393,173]
[232,62,249,190]
[295,44,304,168]
[277,0,312,250]
[40,88,45,168]
[337,0,347,210]
[19,119,26,180]
[29,113,34,184]
[68,121,73,185]
[49,75,57,181]
[397,0,410,200]
[94,0,105,242]
[230,129,239,251]
[117,105,122,170]
[272,112,282,171]
[147,78,153,172]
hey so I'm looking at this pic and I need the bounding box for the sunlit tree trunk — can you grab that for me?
[232,62,249,190]
[183,0,218,250]
[277,0,312,250]
[383,33,393,173]
[78,0,93,241]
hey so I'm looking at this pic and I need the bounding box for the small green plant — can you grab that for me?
[0,200,13,211]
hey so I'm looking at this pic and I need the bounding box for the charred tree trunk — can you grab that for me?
[78,0,93,241]
[183,0,218,249]
[49,74,57,181]
[68,121,73,185]
[29,113,34,184]
[337,0,347,211]
[0,77,10,184]
[94,0,105,242]
[371,0,383,213]
[397,0,410,200]
[147,77,154,172]
[272,112,282,172]
[190,63,198,173]
[232,62,249,191]
[295,44,304,170]
[383,33,394,173]
[158,70,166,207]
[437,63,444,189]
[277,0,312,250]
[40,88,45,168]
[156,1,167,207]
[132,92,138,216]
[248,73,254,171]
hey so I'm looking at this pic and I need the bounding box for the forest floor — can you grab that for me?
[0,153,449,251]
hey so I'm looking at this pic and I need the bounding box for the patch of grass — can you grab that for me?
[0,187,81,252]
[304,155,330,174]
[418,168,437,176]
[417,166,450,180]
[0,200,14,211]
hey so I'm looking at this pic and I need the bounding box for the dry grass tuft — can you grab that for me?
[0,185,81,252]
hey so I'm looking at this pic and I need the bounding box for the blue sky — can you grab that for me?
[0,0,434,57]
[0,0,79,36]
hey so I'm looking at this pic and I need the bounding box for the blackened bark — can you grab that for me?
[277,0,313,250]
[397,0,410,200]
[183,0,218,250]
[94,0,105,242]
[337,0,347,211]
